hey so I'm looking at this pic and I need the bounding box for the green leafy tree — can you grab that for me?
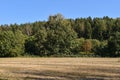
[71,38,85,54]
[74,18,85,38]
[25,36,36,55]
[45,14,77,56]
[90,39,100,52]
[0,30,25,57]
[93,18,107,41]
[34,28,47,56]
[84,21,92,39]
[107,32,120,57]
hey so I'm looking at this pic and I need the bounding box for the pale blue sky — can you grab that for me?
[0,0,120,25]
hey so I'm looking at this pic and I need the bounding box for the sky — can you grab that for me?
[0,0,120,25]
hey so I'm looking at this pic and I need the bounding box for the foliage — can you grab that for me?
[71,38,85,54]
[107,32,120,57]
[82,40,92,54]
[0,14,120,57]
[0,30,25,57]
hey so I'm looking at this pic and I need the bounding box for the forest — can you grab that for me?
[0,14,120,57]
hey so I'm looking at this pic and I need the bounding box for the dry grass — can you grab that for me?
[0,58,120,80]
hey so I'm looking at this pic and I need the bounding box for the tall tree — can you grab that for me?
[84,21,92,39]
[45,14,77,55]
[74,18,85,38]
[93,18,107,41]
[0,30,25,57]
[107,32,120,57]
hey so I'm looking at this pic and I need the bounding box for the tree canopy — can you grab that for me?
[0,14,120,57]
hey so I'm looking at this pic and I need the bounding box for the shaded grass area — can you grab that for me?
[0,58,120,80]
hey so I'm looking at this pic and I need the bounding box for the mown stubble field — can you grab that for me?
[0,58,120,80]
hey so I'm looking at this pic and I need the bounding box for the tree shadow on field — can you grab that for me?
[13,70,105,80]
[23,77,54,80]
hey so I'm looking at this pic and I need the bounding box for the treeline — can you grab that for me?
[0,14,120,57]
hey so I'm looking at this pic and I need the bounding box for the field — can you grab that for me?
[0,58,120,80]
